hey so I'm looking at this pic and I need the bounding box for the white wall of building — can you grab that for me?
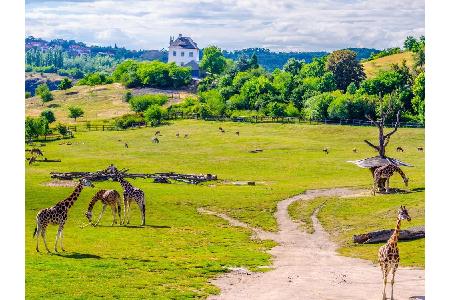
[168,46,199,66]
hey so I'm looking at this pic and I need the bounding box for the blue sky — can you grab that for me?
[25,0,424,52]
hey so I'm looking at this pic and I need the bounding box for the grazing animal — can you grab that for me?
[124,143,128,148]
[372,164,408,195]
[176,133,180,137]
[28,156,37,165]
[221,129,225,133]
[118,139,122,142]
[30,148,43,156]
[236,131,240,136]
[85,190,122,226]
[378,206,411,300]
[417,147,424,151]
[184,134,189,138]
[396,147,404,152]
[352,148,357,153]
[152,137,159,144]
[155,130,161,136]
[106,165,146,226]
[323,148,329,154]
[219,127,223,131]
[33,178,94,252]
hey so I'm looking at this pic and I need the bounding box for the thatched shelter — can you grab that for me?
[348,156,413,169]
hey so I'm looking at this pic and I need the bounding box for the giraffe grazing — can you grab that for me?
[396,146,404,152]
[372,164,409,195]
[106,165,146,226]
[219,127,223,131]
[85,189,122,226]
[28,156,37,165]
[378,205,411,300]
[33,178,94,252]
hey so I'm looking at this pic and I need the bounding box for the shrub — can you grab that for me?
[144,105,167,126]
[198,89,226,117]
[40,110,56,123]
[285,102,300,117]
[114,113,146,129]
[35,83,53,102]
[129,94,168,112]
[77,72,112,86]
[68,106,84,121]
[58,78,73,90]
[123,91,133,102]
[265,102,287,117]
[25,92,32,99]
[303,92,336,120]
[55,123,68,136]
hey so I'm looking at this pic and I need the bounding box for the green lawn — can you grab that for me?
[26,120,424,298]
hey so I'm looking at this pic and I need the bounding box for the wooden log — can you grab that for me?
[26,158,61,163]
[353,226,424,244]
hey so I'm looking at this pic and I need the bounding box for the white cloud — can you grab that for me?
[25,0,424,51]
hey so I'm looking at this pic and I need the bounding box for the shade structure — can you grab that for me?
[347,156,413,168]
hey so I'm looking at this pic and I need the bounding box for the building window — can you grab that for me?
[181,62,184,66]
[181,52,185,57]
[173,51,176,56]
[189,52,193,57]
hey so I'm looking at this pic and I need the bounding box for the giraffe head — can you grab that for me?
[403,176,409,187]
[85,211,93,223]
[80,178,95,188]
[397,205,411,221]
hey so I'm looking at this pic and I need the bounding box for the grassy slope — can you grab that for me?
[26,120,424,298]
[363,51,415,78]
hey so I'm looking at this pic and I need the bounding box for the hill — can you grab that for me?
[362,51,415,78]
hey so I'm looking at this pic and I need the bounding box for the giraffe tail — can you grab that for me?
[33,226,37,238]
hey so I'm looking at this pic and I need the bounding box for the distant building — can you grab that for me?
[168,34,200,77]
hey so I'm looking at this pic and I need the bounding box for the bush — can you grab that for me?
[25,92,32,99]
[55,123,68,136]
[198,89,226,117]
[68,106,84,121]
[35,83,53,102]
[144,105,167,126]
[114,113,146,129]
[77,72,112,86]
[40,110,56,123]
[25,117,50,140]
[303,92,336,120]
[285,102,300,117]
[123,91,133,102]
[265,102,287,117]
[58,78,73,90]
[129,94,168,112]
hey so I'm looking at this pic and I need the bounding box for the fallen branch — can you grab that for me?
[26,158,61,163]
[353,226,424,244]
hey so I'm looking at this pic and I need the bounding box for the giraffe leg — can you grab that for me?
[95,204,107,226]
[41,226,50,253]
[117,202,122,225]
[60,229,65,252]
[111,205,116,225]
[386,178,390,194]
[126,200,131,224]
[55,226,63,252]
[140,201,146,226]
[391,265,398,300]
[35,223,42,252]
[381,264,389,300]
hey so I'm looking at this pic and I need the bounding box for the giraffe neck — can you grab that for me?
[388,218,401,245]
[87,190,104,212]
[396,167,407,181]
[118,177,133,191]
[61,182,84,209]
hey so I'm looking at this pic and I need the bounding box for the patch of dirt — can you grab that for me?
[42,180,77,187]
[199,188,425,300]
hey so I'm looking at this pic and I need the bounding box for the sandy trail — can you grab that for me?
[199,188,424,300]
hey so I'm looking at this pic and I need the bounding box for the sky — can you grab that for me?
[25,0,424,52]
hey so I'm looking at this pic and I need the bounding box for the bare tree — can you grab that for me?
[364,97,401,158]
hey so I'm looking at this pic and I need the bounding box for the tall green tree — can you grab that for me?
[35,83,53,102]
[412,71,425,122]
[283,58,304,76]
[200,46,227,75]
[68,106,84,121]
[40,110,56,123]
[326,50,366,91]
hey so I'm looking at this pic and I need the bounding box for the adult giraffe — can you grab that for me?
[33,178,94,252]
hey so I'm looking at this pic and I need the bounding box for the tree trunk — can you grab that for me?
[353,226,424,244]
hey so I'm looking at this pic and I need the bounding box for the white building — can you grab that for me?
[168,34,200,77]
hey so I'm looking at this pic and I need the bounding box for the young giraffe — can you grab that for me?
[378,205,411,300]
[33,178,94,252]
[106,165,146,226]
[373,164,409,195]
[85,189,122,226]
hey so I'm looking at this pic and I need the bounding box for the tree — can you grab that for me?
[129,95,168,112]
[403,36,417,51]
[25,117,49,141]
[123,91,132,102]
[266,102,286,117]
[346,82,357,95]
[35,83,53,102]
[364,94,401,157]
[56,123,68,136]
[249,53,258,69]
[68,106,84,121]
[198,89,226,117]
[283,58,304,76]
[303,92,336,120]
[326,50,366,91]
[58,78,73,90]
[200,46,227,75]
[40,110,56,123]
[25,92,32,99]
[144,104,167,126]
[412,72,425,123]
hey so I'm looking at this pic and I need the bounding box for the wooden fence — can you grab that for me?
[61,114,424,133]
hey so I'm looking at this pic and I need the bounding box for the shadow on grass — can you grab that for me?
[122,224,171,229]
[54,252,101,259]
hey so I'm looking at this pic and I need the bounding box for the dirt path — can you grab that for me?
[199,188,425,300]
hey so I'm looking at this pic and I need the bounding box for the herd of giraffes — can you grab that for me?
[33,164,145,253]
[32,159,412,299]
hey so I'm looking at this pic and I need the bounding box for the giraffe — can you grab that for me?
[372,164,409,195]
[378,205,411,300]
[106,165,146,226]
[85,189,122,226]
[33,178,94,252]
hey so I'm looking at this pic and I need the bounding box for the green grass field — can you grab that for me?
[26,120,424,298]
